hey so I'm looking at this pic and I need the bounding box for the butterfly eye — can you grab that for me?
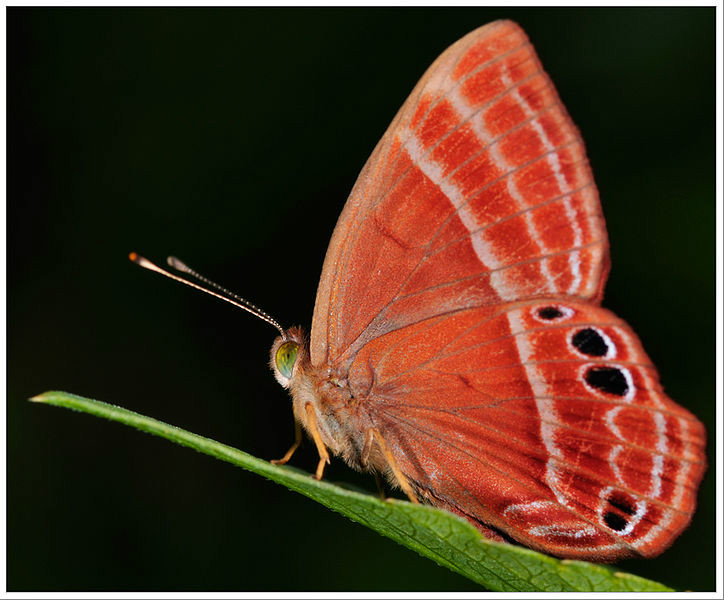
[275,341,299,380]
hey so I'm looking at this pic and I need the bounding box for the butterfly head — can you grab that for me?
[270,326,308,389]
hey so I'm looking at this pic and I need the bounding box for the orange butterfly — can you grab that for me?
[267,21,706,561]
[134,20,706,562]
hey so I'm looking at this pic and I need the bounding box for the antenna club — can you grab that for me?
[129,252,139,262]
[168,256,192,272]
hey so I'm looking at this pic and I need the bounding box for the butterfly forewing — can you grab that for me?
[311,21,608,368]
[305,20,705,560]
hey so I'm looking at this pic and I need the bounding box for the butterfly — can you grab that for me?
[133,19,706,562]
[265,20,706,561]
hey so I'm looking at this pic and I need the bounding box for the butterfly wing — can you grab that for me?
[308,20,705,559]
[311,20,608,368]
[345,300,706,559]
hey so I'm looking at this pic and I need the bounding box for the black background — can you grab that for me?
[7,7,715,592]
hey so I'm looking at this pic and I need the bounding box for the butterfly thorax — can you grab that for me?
[271,327,382,472]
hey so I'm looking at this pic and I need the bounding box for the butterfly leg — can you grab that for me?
[373,472,387,501]
[304,402,331,480]
[271,419,302,465]
[364,428,419,504]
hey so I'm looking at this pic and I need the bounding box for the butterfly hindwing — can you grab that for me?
[345,300,705,559]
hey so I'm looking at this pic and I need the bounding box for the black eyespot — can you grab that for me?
[604,511,628,531]
[607,492,636,516]
[572,328,609,357]
[537,306,563,320]
[584,366,629,397]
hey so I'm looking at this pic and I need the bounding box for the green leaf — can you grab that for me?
[31,390,673,592]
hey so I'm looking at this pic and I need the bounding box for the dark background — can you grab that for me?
[7,7,715,592]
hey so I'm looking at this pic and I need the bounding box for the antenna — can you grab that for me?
[129,252,286,337]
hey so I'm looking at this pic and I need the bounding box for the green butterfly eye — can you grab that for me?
[275,341,299,379]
